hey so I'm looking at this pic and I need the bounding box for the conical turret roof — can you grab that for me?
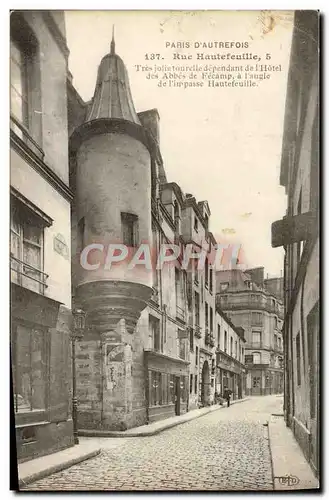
[86,30,141,125]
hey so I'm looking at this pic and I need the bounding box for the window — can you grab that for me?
[251,312,262,326]
[210,307,213,333]
[189,327,194,351]
[209,267,213,293]
[174,200,179,230]
[190,374,193,394]
[217,324,221,349]
[194,375,198,393]
[205,302,209,329]
[194,292,200,326]
[10,202,46,294]
[12,324,47,413]
[252,330,261,346]
[175,268,184,320]
[204,213,209,231]
[253,352,261,364]
[10,39,29,129]
[149,316,161,352]
[121,212,138,247]
[274,334,278,350]
[205,257,209,288]
[235,341,237,359]
[194,217,198,232]
[296,332,301,386]
[195,346,199,366]
[230,337,233,356]
[220,282,229,292]
[224,331,227,353]
[245,354,253,364]
[10,14,43,156]
[179,336,187,360]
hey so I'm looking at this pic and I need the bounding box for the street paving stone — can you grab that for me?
[23,396,282,491]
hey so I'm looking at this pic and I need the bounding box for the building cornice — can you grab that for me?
[10,133,73,203]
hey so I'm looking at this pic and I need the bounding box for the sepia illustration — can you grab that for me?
[10,9,319,491]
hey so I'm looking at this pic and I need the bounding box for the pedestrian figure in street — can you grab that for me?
[223,386,232,407]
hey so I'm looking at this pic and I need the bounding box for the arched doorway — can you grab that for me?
[201,361,210,406]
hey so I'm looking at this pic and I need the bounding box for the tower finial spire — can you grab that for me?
[110,25,115,54]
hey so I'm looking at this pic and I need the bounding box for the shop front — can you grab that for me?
[144,349,189,424]
[216,350,246,401]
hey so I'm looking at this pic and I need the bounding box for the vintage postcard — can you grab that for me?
[10,9,320,491]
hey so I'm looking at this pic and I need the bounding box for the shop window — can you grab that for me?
[180,377,187,402]
[253,376,261,388]
[161,373,168,405]
[12,324,47,414]
[169,375,175,404]
[149,371,162,406]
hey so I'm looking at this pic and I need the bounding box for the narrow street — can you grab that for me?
[24,396,282,491]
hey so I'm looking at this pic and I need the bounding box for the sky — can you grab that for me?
[65,10,294,277]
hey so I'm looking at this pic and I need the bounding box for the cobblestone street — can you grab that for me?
[24,396,283,491]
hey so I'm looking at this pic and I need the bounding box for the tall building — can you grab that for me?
[10,11,74,460]
[216,268,284,396]
[271,11,319,476]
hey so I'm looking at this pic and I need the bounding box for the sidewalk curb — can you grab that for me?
[78,397,250,438]
[267,417,319,490]
[19,447,101,489]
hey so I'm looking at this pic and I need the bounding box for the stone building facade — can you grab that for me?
[271,11,319,477]
[67,36,247,431]
[10,11,74,461]
[216,268,284,396]
[215,309,247,401]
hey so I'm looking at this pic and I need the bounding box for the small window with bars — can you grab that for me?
[121,212,138,247]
